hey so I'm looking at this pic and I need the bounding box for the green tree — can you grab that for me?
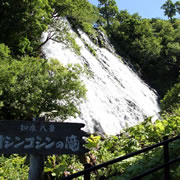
[52,0,99,31]
[161,0,176,22]
[0,0,99,56]
[0,44,86,121]
[98,0,119,27]
[108,11,142,55]
[0,0,53,56]
[175,1,180,14]
[110,12,162,64]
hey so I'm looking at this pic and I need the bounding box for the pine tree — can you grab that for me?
[98,0,118,27]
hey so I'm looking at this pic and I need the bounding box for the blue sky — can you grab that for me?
[88,0,179,19]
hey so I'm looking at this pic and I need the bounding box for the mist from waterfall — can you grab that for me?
[41,22,160,135]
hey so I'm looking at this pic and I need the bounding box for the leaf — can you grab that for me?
[51,172,56,176]
[156,120,165,131]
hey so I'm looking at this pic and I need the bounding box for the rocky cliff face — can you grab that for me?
[41,20,160,135]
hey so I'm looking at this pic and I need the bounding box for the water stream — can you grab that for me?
[42,24,160,135]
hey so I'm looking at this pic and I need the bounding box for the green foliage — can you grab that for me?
[130,20,162,63]
[0,0,99,56]
[85,135,101,149]
[44,154,84,179]
[44,18,81,55]
[53,0,99,31]
[66,33,81,55]
[160,82,180,113]
[0,0,53,55]
[86,44,97,57]
[0,44,11,59]
[175,1,180,14]
[0,0,178,98]
[1,115,179,179]
[98,0,119,27]
[161,0,176,22]
[0,45,86,120]
[0,1,180,179]
[108,9,180,96]
[0,155,28,179]
[86,116,180,179]
[80,22,97,36]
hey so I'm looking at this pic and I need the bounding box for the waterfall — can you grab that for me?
[41,22,160,135]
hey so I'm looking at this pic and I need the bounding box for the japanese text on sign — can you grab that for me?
[20,124,56,133]
[0,135,80,152]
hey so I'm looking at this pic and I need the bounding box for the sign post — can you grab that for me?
[28,154,44,180]
[28,118,45,180]
[0,120,88,179]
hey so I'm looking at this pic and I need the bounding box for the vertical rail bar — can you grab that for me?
[84,164,91,180]
[163,136,170,180]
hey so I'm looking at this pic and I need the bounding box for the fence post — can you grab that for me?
[163,136,170,180]
[84,164,91,180]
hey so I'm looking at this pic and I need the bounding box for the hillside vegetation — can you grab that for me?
[0,0,179,179]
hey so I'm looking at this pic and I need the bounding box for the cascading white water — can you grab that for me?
[41,22,160,135]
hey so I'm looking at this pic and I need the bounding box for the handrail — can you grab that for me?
[61,135,180,180]
[131,156,180,180]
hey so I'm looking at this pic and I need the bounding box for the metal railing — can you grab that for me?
[61,135,180,180]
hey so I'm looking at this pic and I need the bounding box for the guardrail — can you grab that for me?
[61,135,180,180]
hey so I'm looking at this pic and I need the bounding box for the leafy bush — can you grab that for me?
[44,154,83,179]
[0,155,28,180]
